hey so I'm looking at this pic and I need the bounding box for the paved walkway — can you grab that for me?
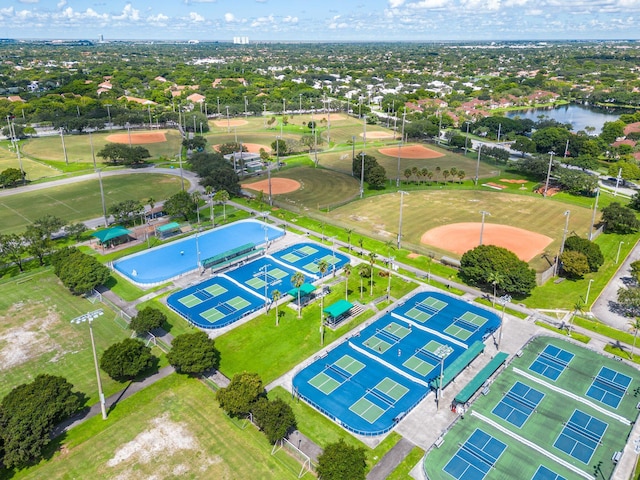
[367,437,416,480]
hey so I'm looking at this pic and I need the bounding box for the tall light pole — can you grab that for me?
[396,141,402,188]
[560,210,570,256]
[614,167,623,197]
[498,295,511,350]
[464,121,470,156]
[216,97,220,116]
[60,128,68,165]
[299,93,302,113]
[479,210,491,245]
[263,102,267,128]
[435,344,453,410]
[544,152,555,198]
[260,264,271,312]
[475,144,482,186]
[105,104,112,131]
[96,168,108,227]
[244,95,248,116]
[616,241,625,264]
[71,309,107,420]
[126,122,132,148]
[397,191,408,249]
[585,279,594,306]
[225,106,230,133]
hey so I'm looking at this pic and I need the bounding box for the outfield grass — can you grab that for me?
[6,374,301,480]
[326,189,595,272]
[0,173,184,234]
[0,270,132,405]
[0,140,59,179]
[21,130,183,166]
[215,270,418,384]
[243,166,361,211]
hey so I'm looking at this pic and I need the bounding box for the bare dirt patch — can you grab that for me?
[500,179,528,184]
[213,119,249,128]
[378,144,445,159]
[420,222,552,262]
[213,143,270,154]
[407,253,422,259]
[106,132,167,144]
[360,131,396,139]
[0,308,61,371]
[242,178,301,195]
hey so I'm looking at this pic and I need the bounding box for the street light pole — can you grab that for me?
[96,169,108,227]
[105,104,112,131]
[585,279,594,306]
[589,187,600,240]
[475,144,482,186]
[396,141,402,188]
[479,210,491,245]
[464,121,470,156]
[616,241,625,264]
[225,106,230,133]
[397,191,408,249]
[544,152,555,198]
[71,310,107,420]
[60,128,68,165]
[435,345,453,410]
[498,295,511,350]
[560,210,570,256]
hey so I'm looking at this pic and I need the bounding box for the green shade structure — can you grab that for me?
[91,226,132,244]
[156,222,181,233]
[201,243,256,269]
[430,340,485,390]
[323,299,353,319]
[287,283,316,297]
[454,351,508,404]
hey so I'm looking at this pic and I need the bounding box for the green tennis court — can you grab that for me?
[423,297,447,310]
[299,246,318,255]
[246,267,288,289]
[204,284,228,297]
[309,372,342,394]
[385,322,411,339]
[403,355,436,376]
[460,311,487,327]
[200,306,226,323]
[350,377,409,424]
[178,293,203,308]
[200,296,251,323]
[282,252,301,263]
[444,324,473,341]
[364,336,392,353]
[227,296,251,310]
[375,377,409,401]
[335,355,365,375]
[350,397,386,423]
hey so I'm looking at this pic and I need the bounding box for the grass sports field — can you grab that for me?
[21,129,183,165]
[0,141,57,180]
[326,189,595,271]
[11,374,302,480]
[242,166,361,211]
[0,173,184,234]
[0,270,131,405]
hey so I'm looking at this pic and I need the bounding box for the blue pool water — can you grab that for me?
[113,220,284,284]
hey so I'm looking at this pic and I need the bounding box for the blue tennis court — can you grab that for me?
[114,219,283,284]
[529,344,574,381]
[531,465,568,480]
[586,366,632,409]
[293,341,427,435]
[270,242,349,277]
[443,428,507,480]
[553,409,607,464]
[167,275,263,329]
[491,381,544,428]
[228,257,310,300]
[392,292,499,346]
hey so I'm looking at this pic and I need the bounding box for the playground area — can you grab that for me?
[292,291,501,435]
[422,336,640,480]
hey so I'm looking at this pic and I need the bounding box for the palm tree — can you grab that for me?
[357,237,364,255]
[317,259,329,346]
[404,168,412,184]
[411,167,418,183]
[568,300,583,335]
[368,252,377,296]
[421,168,429,185]
[458,169,466,184]
[191,191,201,224]
[435,166,441,184]
[628,317,640,359]
[358,264,369,300]
[415,169,423,184]
[272,289,282,326]
[450,167,458,182]
[443,169,450,184]
[487,271,504,307]
[214,190,230,220]
[345,228,353,251]
[343,263,352,300]
[291,272,305,319]
[426,170,434,185]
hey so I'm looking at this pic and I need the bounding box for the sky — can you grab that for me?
[1,0,640,42]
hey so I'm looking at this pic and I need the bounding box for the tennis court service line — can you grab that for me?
[266,255,319,280]
[471,411,592,480]
[218,273,268,301]
[390,312,468,349]
[513,368,630,425]
[348,341,430,388]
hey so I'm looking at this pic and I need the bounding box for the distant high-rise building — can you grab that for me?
[99,34,104,43]
[233,36,249,45]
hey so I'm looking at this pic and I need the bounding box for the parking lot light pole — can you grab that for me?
[71,310,107,420]
[435,345,453,410]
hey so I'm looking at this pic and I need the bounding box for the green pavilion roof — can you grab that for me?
[91,226,132,243]
[323,299,354,318]
[156,222,181,233]
[287,283,316,297]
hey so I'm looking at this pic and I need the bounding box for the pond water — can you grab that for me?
[505,104,622,134]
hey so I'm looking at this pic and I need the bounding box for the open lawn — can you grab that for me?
[243,166,361,211]
[7,374,301,480]
[215,268,418,384]
[0,270,131,405]
[0,141,59,180]
[318,142,497,181]
[326,189,595,271]
[0,173,184,234]
[21,129,183,165]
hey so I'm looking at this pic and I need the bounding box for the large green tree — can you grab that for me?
[316,439,367,480]
[129,306,166,335]
[563,235,603,272]
[216,372,263,418]
[167,331,220,375]
[601,202,640,234]
[251,397,297,444]
[163,190,196,221]
[560,251,590,279]
[100,339,155,381]
[460,245,536,296]
[51,247,111,295]
[0,375,83,468]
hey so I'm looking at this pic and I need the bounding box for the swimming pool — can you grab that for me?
[113,219,284,284]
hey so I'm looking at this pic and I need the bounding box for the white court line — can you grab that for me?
[513,367,630,425]
[471,411,593,480]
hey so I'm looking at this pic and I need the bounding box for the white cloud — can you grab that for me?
[18,0,39,4]
[389,0,406,6]
[224,12,235,22]
[283,15,298,23]
[148,13,169,23]
[189,11,205,22]
[525,8,543,15]
[56,0,67,8]
[406,0,452,9]
[112,4,140,21]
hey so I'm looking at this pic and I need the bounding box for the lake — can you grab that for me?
[505,104,621,134]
